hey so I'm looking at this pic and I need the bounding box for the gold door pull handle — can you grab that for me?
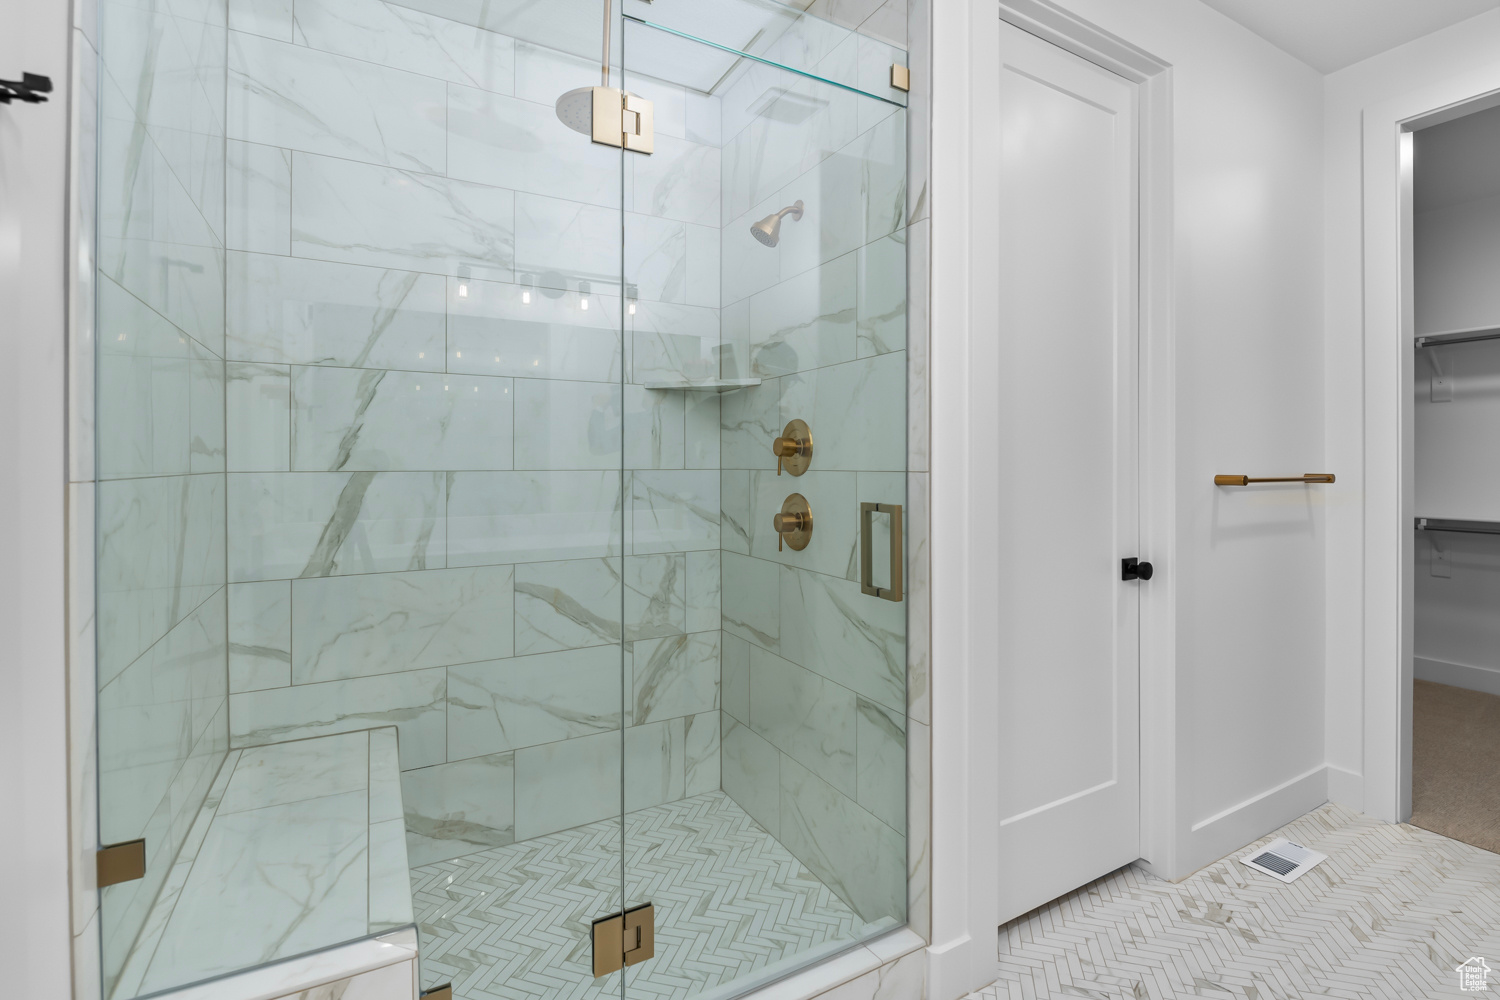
[773,495,813,551]
[860,502,903,602]
[773,419,812,475]
[1214,473,1335,486]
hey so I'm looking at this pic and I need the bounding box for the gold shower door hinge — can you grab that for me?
[591,902,655,976]
[96,839,146,887]
[591,87,654,153]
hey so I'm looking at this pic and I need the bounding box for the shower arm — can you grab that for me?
[601,0,611,87]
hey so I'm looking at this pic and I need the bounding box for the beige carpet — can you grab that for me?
[1410,679,1500,855]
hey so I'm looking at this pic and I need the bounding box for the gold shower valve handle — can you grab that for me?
[773,494,813,551]
[773,419,812,476]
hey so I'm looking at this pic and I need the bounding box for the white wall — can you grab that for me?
[1323,7,1500,816]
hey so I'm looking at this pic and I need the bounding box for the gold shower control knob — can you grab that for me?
[773,419,812,476]
[773,494,813,551]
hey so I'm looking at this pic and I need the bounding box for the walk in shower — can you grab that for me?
[91,0,910,995]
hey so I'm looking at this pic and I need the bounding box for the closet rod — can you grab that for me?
[1414,517,1500,535]
[1415,327,1500,349]
[1214,474,1335,486]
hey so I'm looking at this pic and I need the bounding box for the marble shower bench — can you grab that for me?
[112,729,419,1000]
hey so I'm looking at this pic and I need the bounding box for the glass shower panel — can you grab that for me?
[621,17,909,999]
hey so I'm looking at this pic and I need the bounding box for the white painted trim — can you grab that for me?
[0,0,78,991]
[1414,656,1500,698]
[1177,766,1329,878]
[928,3,1175,995]
[1359,79,1500,825]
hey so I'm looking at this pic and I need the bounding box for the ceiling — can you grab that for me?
[1195,0,1500,72]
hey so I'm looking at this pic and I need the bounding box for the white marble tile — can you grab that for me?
[226,139,290,254]
[294,0,515,93]
[720,376,781,471]
[632,133,720,228]
[628,470,719,554]
[622,72,686,140]
[96,472,225,684]
[625,553,686,641]
[401,752,515,865]
[632,631,718,725]
[721,717,779,836]
[514,558,622,654]
[750,645,857,797]
[512,378,622,470]
[846,471,904,587]
[905,218,928,474]
[859,0,907,46]
[229,30,447,172]
[624,717,685,812]
[449,275,622,382]
[229,579,292,691]
[447,470,622,566]
[227,361,291,472]
[511,38,600,106]
[779,564,904,715]
[779,755,904,924]
[626,211,688,305]
[905,0,928,227]
[684,711,720,796]
[227,251,447,370]
[226,470,445,582]
[684,89,720,147]
[750,252,858,377]
[860,110,907,246]
[368,728,403,823]
[857,233,906,358]
[722,632,751,725]
[721,550,779,651]
[513,193,619,294]
[748,470,857,580]
[854,696,905,832]
[68,36,98,486]
[292,151,514,281]
[218,731,368,813]
[905,471,928,725]
[449,85,620,208]
[720,470,752,557]
[293,565,514,682]
[685,391,721,471]
[513,729,622,841]
[721,206,782,309]
[66,483,98,948]
[228,0,293,40]
[905,718,929,942]
[629,300,722,384]
[273,958,416,1000]
[139,790,370,992]
[685,223,721,309]
[230,666,448,768]
[780,352,906,471]
[290,367,515,471]
[685,549,720,633]
[771,152,865,287]
[98,237,226,361]
[625,386,685,470]
[447,645,622,758]
[368,817,414,931]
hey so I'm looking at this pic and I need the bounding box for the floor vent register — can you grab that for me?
[1239,837,1328,883]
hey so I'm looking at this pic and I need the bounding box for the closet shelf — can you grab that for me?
[1414,516,1500,535]
[640,378,761,393]
[1414,325,1500,349]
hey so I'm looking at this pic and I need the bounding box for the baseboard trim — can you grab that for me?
[1179,765,1329,878]
[1326,765,1363,813]
[1415,656,1500,698]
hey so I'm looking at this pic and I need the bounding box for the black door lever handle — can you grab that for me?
[0,73,53,105]
[1122,557,1154,581]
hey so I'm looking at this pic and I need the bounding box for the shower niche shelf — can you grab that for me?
[640,377,762,393]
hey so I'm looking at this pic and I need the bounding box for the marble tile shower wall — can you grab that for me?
[713,32,910,926]
[92,0,231,992]
[220,0,726,868]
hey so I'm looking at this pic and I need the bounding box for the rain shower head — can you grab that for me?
[750,201,804,247]
[556,87,596,135]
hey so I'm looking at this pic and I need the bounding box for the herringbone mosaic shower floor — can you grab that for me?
[974,803,1500,1000]
[411,791,876,1000]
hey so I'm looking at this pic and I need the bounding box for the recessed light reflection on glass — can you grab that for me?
[579,280,591,311]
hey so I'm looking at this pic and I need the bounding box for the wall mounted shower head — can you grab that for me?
[749,201,804,247]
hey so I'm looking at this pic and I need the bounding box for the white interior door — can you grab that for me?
[991,21,1142,925]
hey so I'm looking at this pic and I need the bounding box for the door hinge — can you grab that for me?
[96,839,146,888]
[591,87,654,154]
[591,902,655,977]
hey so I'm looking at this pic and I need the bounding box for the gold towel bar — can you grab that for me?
[1214,473,1335,486]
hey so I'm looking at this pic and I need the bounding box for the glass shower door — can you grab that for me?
[619,11,910,998]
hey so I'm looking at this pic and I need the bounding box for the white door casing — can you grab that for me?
[990,21,1142,925]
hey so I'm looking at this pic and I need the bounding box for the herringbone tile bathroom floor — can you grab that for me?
[411,791,881,1000]
[972,803,1500,1000]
